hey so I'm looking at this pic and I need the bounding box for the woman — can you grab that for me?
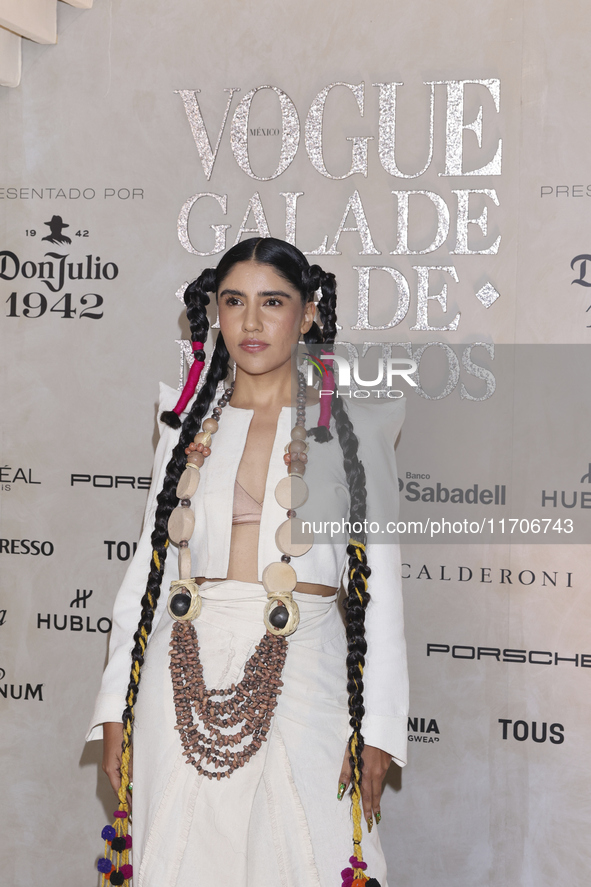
[87,237,408,887]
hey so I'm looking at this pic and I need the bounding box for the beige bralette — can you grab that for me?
[231,478,263,525]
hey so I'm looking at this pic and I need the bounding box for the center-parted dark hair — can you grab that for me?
[212,236,338,345]
[120,237,372,818]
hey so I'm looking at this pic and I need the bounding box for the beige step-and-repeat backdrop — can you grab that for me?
[1,1,590,885]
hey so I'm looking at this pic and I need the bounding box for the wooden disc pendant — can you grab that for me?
[274,475,309,510]
[168,506,195,545]
[176,465,200,500]
[275,518,314,557]
[262,561,297,594]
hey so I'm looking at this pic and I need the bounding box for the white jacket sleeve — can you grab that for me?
[85,383,183,741]
[350,398,408,767]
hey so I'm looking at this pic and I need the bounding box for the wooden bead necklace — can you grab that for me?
[167,371,314,779]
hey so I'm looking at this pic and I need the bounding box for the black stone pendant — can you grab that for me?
[170,592,191,617]
[269,603,289,629]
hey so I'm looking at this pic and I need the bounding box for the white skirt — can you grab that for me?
[132,579,389,887]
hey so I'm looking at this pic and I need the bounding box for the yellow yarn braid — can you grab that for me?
[348,537,368,605]
[99,541,171,884]
[347,538,369,879]
[116,545,168,811]
[350,732,365,876]
[152,538,168,573]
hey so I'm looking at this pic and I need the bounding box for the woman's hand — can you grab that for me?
[338,744,391,830]
[102,721,133,804]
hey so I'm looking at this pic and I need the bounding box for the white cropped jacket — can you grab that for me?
[86,383,409,768]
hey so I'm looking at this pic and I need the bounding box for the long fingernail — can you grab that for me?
[337,783,346,800]
[375,811,381,825]
[367,817,373,833]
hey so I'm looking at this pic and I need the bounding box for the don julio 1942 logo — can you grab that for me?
[1,215,120,322]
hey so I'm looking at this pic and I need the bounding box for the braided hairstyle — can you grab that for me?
[301,268,372,864]
[119,238,372,857]
[118,267,231,804]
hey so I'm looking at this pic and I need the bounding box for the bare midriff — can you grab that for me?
[195,388,338,598]
[195,576,337,596]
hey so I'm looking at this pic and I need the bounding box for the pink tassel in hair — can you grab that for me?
[160,341,205,429]
[318,351,335,430]
[307,349,334,442]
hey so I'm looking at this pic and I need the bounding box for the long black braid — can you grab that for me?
[302,262,338,344]
[304,268,372,811]
[120,268,231,774]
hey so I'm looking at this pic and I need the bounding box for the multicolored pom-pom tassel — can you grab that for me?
[97,810,132,886]
[341,855,379,887]
[340,726,382,887]
[96,698,134,883]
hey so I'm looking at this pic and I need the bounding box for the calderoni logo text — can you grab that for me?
[402,562,573,587]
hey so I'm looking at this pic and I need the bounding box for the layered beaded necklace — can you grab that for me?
[166,370,313,779]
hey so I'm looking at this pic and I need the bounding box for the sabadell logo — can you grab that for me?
[399,478,506,505]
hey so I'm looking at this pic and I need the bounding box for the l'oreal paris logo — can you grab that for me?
[304,353,417,397]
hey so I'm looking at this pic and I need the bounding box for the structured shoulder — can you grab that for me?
[337,398,404,538]
[341,396,406,444]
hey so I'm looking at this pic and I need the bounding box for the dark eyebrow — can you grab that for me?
[218,288,293,299]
